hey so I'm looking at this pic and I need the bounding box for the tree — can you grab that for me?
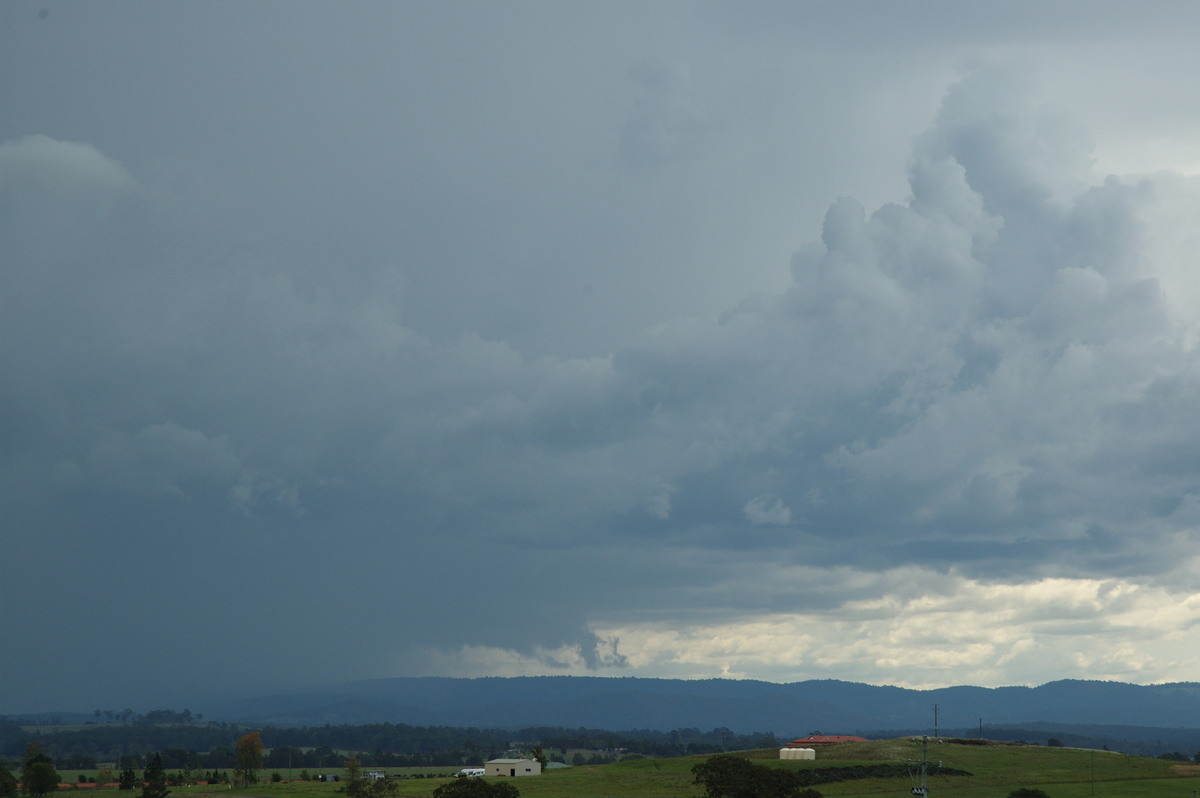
[0,763,17,798]
[343,757,364,798]
[140,754,170,798]
[118,768,137,791]
[433,779,520,798]
[234,731,265,787]
[693,755,769,798]
[21,743,60,798]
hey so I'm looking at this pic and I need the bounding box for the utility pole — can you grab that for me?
[908,736,939,798]
[933,704,939,739]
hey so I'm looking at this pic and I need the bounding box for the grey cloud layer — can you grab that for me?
[6,2,1200,709]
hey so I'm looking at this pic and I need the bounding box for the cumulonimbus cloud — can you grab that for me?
[7,63,1200,692]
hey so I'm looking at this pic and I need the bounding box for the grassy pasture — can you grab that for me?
[53,738,1200,798]
[794,739,1200,798]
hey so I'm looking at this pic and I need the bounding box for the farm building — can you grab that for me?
[485,758,542,777]
[779,747,816,760]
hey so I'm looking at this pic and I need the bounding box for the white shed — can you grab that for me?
[485,758,542,777]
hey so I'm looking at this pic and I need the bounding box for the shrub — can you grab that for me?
[433,778,520,798]
[1008,789,1050,798]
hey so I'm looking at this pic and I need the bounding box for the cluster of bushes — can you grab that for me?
[791,762,971,786]
[692,755,825,798]
[433,778,519,798]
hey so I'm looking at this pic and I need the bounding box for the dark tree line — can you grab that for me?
[0,716,242,767]
[0,716,779,769]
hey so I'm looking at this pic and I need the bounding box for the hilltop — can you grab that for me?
[193,677,1200,736]
[14,678,1200,759]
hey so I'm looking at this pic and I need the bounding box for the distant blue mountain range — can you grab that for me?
[204,677,1200,737]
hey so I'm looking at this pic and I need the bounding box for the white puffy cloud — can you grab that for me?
[591,569,1200,688]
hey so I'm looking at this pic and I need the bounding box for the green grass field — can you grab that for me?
[52,738,1200,798]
